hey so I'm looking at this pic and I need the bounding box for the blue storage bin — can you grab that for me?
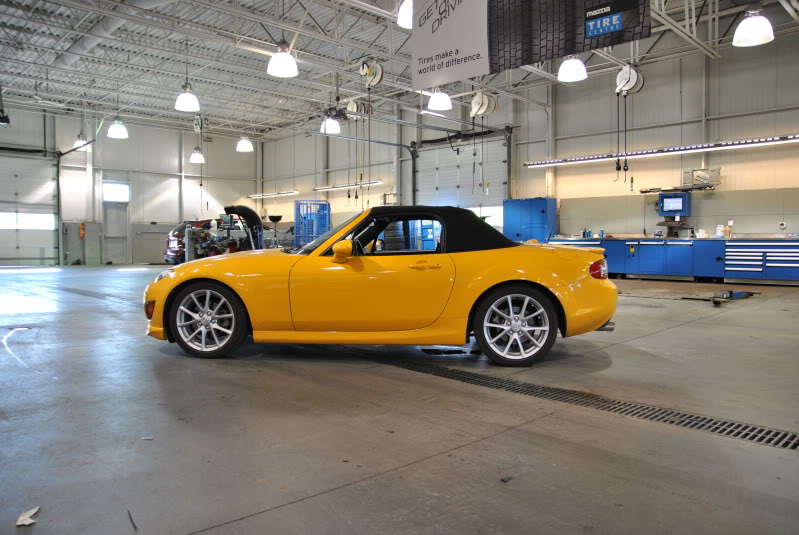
[294,201,331,247]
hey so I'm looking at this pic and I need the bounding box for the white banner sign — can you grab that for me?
[411,0,490,91]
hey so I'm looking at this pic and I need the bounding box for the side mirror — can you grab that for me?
[332,239,353,263]
[375,238,385,252]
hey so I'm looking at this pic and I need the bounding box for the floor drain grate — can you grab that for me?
[333,346,799,452]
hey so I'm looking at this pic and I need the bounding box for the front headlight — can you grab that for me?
[155,268,174,282]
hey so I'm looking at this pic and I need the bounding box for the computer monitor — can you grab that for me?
[663,197,683,212]
[219,214,234,228]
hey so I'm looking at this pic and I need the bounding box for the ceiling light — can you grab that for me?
[248,190,300,199]
[733,8,774,47]
[524,134,799,169]
[320,117,341,135]
[420,110,446,118]
[73,131,88,151]
[175,81,200,112]
[397,0,413,29]
[189,146,205,164]
[107,117,128,139]
[236,136,254,152]
[267,43,298,78]
[427,90,452,111]
[313,180,383,191]
[557,56,587,82]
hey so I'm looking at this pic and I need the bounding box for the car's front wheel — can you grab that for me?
[473,285,558,367]
[170,282,248,358]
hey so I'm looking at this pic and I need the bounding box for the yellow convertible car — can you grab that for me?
[144,206,616,366]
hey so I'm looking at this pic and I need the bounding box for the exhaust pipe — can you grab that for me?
[597,320,615,332]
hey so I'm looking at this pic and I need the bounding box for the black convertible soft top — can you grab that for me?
[368,205,518,253]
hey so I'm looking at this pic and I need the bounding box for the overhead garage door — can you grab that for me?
[0,155,58,265]
[415,136,508,208]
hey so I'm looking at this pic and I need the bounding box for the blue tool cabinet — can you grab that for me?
[544,238,799,282]
[503,198,557,243]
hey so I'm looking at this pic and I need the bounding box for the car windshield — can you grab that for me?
[292,213,361,255]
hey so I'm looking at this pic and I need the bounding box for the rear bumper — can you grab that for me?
[562,278,617,337]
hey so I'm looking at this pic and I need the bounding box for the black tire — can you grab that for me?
[473,285,558,367]
[169,281,248,358]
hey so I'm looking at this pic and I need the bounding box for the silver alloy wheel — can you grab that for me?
[483,293,549,360]
[176,289,235,352]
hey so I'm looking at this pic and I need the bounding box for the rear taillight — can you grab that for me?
[590,259,608,279]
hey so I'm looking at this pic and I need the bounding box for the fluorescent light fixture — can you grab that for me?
[397,0,413,29]
[557,56,587,82]
[427,90,452,111]
[248,190,300,199]
[189,146,205,164]
[175,81,200,112]
[236,136,254,152]
[103,182,130,202]
[73,131,88,151]
[107,117,128,139]
[524,134,799,169]
[320,117,341,134]
[420,110,446,118]
[733,8,774,47]
[267,43,298,78]
[313,180,383,192]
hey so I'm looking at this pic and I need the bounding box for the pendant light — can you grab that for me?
[73,107,88,151]
[190,146,205,164]
[397,0,413,29]
[236,136,254,152]
[427,89,452,111]
[557,55,587,82]
[107,84,128,139]
[267,42,298,78]
[175,39,200,112]
[320,117,341,135]
[733,6,774,47]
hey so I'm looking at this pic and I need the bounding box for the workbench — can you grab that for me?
[545,238,799,282]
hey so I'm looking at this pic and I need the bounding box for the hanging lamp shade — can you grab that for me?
[236,136,254,152]
[397,0,413,29]
[427,90,452,111]
[267,44,298,78]
[557,56,587,82]
[320,117,341,135]
[175,81,200,112]
[189,146,205,164]
[73,131,88,151]
[732,11,774,47]
[107,117,128,139]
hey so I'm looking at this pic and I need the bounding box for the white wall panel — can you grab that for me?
[129,172,179,223]
[98,123,179,175]
[182,133,257,179]
[59,167,91,221]
[182,177,256,221]
[0,109,44,149]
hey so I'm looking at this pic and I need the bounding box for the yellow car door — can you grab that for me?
[290,253,456,331]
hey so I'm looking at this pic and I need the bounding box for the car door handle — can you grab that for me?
[409,263,443,270]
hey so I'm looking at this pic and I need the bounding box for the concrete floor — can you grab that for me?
[1,266,797,534]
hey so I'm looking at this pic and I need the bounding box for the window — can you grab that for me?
[103,182,130,202]
[343,216,443,255]
[0,212,56,230]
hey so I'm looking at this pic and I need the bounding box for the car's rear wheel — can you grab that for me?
[170,282,248,358]
[473,285,558,367]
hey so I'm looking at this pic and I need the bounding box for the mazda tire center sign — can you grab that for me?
[411,0,490,91]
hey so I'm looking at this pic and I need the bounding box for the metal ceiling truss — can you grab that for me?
[0,0,796,141]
